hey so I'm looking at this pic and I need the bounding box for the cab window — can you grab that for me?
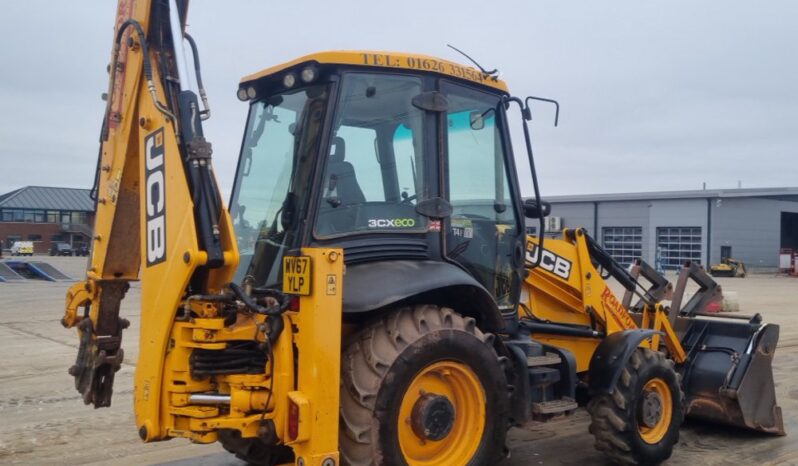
[442,81,521,309]
[315,73,428,237]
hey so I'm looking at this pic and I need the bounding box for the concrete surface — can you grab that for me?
[1,256,796,465]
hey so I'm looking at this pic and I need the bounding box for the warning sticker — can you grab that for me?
[326,274,337,295]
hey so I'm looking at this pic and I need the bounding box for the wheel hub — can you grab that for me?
[640,390,664,428]
[410,392,456,441]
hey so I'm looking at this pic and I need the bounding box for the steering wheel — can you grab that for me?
[401,192,417,203]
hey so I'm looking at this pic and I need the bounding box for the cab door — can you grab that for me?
[441,82,523,311]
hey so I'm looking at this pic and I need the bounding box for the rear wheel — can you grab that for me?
[217,429,294,465]
[340,305,509,466]
[587,348,684,465]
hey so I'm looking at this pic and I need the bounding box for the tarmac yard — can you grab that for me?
[1,257,797,465]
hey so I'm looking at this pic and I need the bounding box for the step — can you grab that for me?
[531,399,578,415]
[527,352,562,367]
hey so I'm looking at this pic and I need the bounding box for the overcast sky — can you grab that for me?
[0,1,796,198]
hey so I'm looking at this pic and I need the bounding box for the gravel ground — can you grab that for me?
[1,256,796,465]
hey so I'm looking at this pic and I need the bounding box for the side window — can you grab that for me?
[447,109,513,221]
[443,82,520,310]
[334,125,383,201]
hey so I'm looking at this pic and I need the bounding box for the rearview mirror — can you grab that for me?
[523,199,551,219]
[469,110,485,130]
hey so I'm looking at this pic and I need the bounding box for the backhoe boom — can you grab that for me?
[62,0,238,426]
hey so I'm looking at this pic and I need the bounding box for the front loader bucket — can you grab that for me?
[680,316,785,435]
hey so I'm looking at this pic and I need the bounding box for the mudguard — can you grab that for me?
[588,329,659,396]
[343,260,504,331]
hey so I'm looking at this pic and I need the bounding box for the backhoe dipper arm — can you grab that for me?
[62,0,238,421]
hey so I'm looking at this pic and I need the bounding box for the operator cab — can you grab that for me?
[230,51,528,315]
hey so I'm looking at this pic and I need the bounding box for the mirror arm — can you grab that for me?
[524,96,560,127]
[503,96,544,269]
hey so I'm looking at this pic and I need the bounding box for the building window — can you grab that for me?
[602,226,643,266]
[656,226,702,270]
[28,234,42,241]
[72,211,88,225]
[34,210,45,223]
[1,210,13,222]
[526,226,537,235]
[50,234,64,242]
[47,211,57,223]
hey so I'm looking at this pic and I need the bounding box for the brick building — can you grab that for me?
[0,186,95,254]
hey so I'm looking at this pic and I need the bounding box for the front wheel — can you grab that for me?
[587,348,684,465]
[340,305,509,466]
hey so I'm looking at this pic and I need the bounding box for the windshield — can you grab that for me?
[230,84,329,286]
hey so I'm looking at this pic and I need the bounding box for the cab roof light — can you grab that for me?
[300,66,317,83]
[283,73,296,88]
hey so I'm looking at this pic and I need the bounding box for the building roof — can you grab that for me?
[534,187,798,204]
[0,186,94,211]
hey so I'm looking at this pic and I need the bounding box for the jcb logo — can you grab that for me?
[367,218,416,228]
[145,128,166,266]
[526,243,572,280]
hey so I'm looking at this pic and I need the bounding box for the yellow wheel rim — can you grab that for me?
[397,361,486,465]
[638,377,673,444]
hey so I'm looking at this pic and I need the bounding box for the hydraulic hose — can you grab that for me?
[184,32,210,120]
[227,282,289,316]
[101,18,174,142]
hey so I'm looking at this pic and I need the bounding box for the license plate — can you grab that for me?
[283,255,311,295]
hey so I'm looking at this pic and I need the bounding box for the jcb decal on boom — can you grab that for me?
[526,243,572,280]
[145,128,166,266]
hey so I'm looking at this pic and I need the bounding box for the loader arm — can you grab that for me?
[61,0,238,426]
[521,228,686,371]
[521,228,784,435]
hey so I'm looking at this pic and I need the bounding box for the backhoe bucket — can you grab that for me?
[680,317,785,435]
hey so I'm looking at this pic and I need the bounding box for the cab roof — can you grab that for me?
[240,50,509,93]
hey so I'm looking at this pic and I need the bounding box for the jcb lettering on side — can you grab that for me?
[526,243,572,280]
[145,128,166,266]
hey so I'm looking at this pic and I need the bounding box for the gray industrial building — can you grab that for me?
[526,187,798,271]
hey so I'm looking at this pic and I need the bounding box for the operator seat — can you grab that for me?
[325,137,365,205]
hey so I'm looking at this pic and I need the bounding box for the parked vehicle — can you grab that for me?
[10,241,34,256]
[73,245,90,257]
[49,242,73,256]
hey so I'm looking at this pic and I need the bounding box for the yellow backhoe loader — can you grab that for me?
[710,257,747,277]
[61,1,783,465]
